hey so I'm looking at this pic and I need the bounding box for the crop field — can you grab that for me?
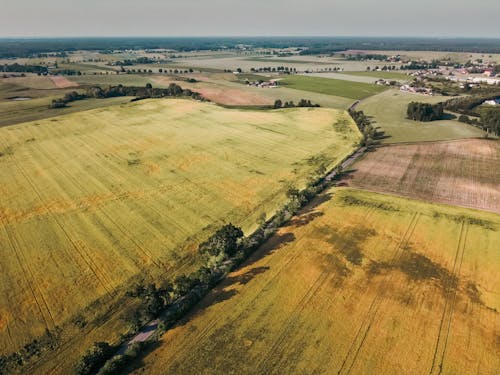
[156,75,353,109]
[280,75,388,100]
[48,76,78,88]
[132,188,500,375]
[358,89,486,143]
[0,96,133,128]
[0,99,360,359]
[344,70,410,80]
[72,74,167,87]
[344,139,500,213]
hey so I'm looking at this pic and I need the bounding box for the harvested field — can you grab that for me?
[131,188,500,375]
[48,76,78,88]
[1,76,56,90]
[343,139,500,213]
[0,99,360,368]
[196,86,273,106]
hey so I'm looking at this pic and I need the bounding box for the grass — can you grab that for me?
[346,139,500,213]
[344,70,410,80]
[244,57,338,65]
[280,75,388,100]
[73,74,163,87]
[358,89,486,143]
[0,99,360,369]
[131,188,500,375]
[0,95,133,127]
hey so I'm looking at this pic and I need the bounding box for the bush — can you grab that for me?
[75,342,115,375]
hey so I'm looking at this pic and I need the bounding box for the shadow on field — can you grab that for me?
[288,211,324,227]
[442,112,457,120]
[124,340,162,374]
[335,168,357,187]
[299,192,333,214]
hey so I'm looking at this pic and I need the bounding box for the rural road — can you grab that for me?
[325,147,366,182]
[117,319,159,355]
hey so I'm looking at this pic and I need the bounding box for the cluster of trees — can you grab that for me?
[52,69,81,76]
[115,57,156,66]
[401,61,440,70]
[273,99,320,109]
[444,94,500,116]
[0,329,60,374]
[343,53,388,61]
[96,342,146,375]
[49,83,205,109]
[458,114,482,127]
[407,102,444,121]
[349,108,378,147]
[447,94,500,136]
[480,108,500,136]
[49,91,87,108]
[366,65,399,71]
[250,66,297,73]
[74,342,116,375]
[1,63,48,75]
[124,68,194,75]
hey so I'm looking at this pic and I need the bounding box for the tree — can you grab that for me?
[481,107,500,136]
[198,224,244,257]
[273,99,282,109]
[74,342,114,375]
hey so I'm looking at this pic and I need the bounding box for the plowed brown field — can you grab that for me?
[343,139,500,213]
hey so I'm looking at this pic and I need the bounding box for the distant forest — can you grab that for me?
[1,37,500,58]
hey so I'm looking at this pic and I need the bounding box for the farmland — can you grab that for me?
[343,70,410,80]
[344,139,500,213]
[357,89,487,143]
[0,99,360,362]
[130,188,500,375]
[280,75,388,100]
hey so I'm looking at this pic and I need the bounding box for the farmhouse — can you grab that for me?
[483,98,500,106]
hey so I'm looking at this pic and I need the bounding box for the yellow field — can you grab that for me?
[0,99,360,361]
[133,188,500,375]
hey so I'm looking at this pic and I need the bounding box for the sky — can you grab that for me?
[1,0,499,38]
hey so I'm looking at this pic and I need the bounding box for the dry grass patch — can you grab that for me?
[48,76,78,89]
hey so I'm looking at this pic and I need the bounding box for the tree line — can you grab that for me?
[1,63,48,75]
[348,108,379,147]
[49,83,205,109]
[273,99,320,109]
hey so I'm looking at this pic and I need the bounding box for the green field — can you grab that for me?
[344,70,410,80]
[244,57,338,65]
[280,75,388,100]
[358,89,487,143]
[0,96,135,128]
[132,188,500,375]
[0,99,360,369]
